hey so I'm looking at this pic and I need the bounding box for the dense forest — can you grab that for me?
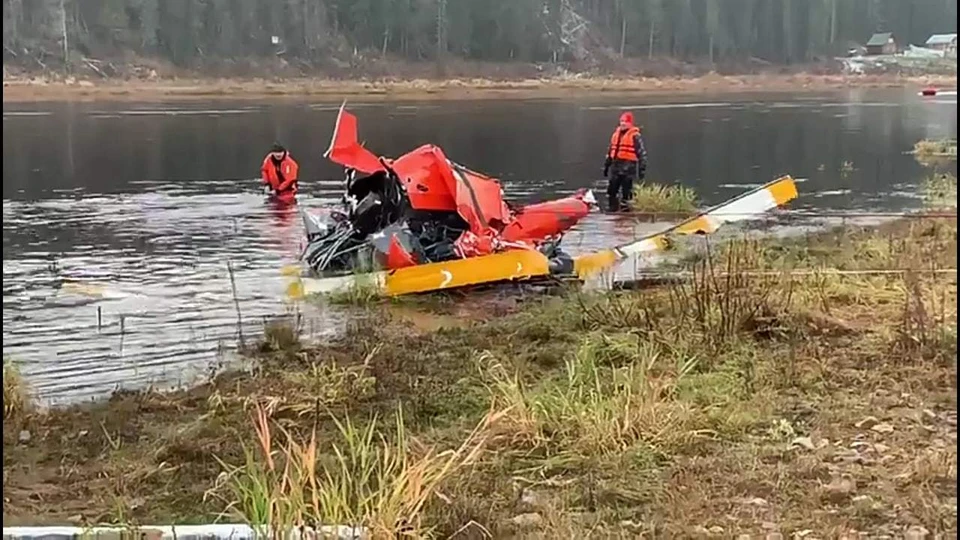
[2,0,957,75]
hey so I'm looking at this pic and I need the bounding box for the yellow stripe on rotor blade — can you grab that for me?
[574,234,670,279]
[767,175,799,206]
[286,279,306,300]
[674,215,720,236]
[382,249,551,296]
[573,249,619,278]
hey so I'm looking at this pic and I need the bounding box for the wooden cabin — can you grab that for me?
[865,32,898,55]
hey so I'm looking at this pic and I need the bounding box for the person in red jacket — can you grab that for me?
[261,143,299,202]
[603,112,647,212]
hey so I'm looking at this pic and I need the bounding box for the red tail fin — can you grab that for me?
[323,102,384,174]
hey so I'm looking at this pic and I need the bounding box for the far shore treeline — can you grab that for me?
[3,0,957,74]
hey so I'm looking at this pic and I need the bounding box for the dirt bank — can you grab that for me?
[3,212,956,538]
[3,72,957,103]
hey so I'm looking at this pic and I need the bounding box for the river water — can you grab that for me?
[3,89,956,404]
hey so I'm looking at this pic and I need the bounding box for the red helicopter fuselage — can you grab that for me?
[322,104,594,269]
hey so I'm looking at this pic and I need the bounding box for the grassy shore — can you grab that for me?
[2,72,956,103]
[3,197,956,537]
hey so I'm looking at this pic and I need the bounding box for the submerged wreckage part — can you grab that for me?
[573,175,799,279]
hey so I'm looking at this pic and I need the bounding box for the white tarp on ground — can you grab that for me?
[905,45,946,58]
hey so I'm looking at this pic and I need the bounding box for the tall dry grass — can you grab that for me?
[913,138,958,159]
[3,357,30,421]
[210,401,507,539]
[480,332,700,463]
[922,173,958,210]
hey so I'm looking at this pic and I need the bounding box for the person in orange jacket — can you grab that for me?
[261,142,299,201]
[603,111,647,211]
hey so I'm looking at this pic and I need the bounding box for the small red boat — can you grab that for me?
[919,88,957,97]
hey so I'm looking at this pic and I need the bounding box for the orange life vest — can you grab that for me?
[608,126,641,162]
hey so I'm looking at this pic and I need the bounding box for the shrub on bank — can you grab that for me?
[913,138,958,159]
[631,182,699,215]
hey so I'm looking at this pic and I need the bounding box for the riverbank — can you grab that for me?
[2,72,956,103]
[4,206,956,537]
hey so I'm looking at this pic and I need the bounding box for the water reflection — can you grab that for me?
[4,90,957,207]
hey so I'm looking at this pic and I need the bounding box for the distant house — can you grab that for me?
[865,32,898,55]
[925,33,957,53]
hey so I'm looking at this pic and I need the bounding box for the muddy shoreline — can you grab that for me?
[3,72,956,103]
[3,210,957,537]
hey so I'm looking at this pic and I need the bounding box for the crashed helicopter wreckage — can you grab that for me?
[295,104,597,285]
[289,104,798,299]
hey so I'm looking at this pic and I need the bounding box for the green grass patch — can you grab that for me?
[631,182,699,214]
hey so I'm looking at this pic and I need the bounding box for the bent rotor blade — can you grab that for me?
[573,175,798,279]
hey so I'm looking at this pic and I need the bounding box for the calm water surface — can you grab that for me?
[3,89,957,404]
